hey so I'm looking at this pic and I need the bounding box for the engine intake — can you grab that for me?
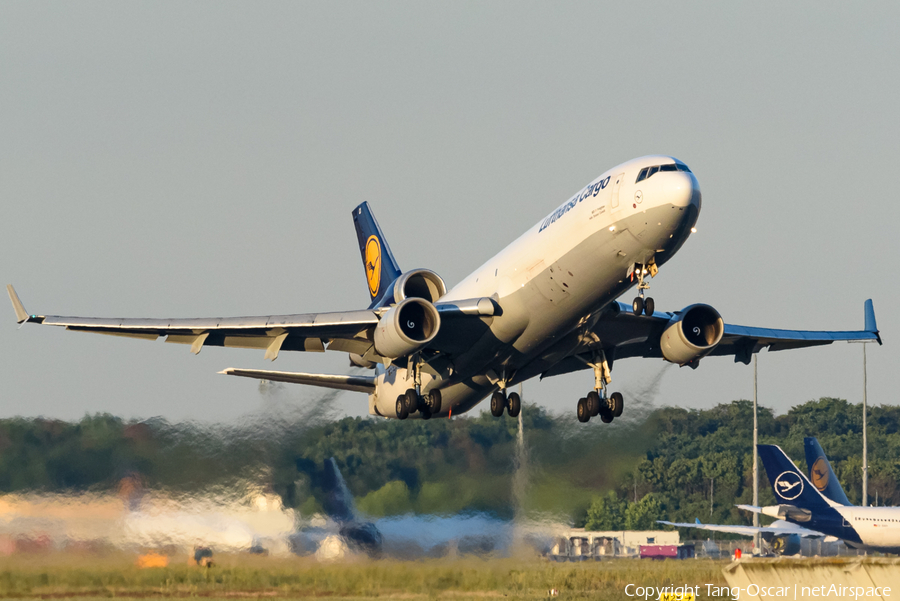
[392,269,446,304]
[374,297,441,359]
[660,304,724,365]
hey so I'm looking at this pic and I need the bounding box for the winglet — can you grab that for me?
[694,518,702,525]
[864,299,881,345]
[6,285,29,324]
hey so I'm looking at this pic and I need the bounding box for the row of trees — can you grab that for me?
[0,397,896,527]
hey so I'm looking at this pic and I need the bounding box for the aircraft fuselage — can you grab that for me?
[369,155,701,417]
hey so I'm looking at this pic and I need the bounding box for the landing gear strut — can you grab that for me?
[631,261,657,317]
[576,351,625,424]
[397,354,444,420]
[488,368,521,419]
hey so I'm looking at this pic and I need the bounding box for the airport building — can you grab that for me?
[549,529,682,560]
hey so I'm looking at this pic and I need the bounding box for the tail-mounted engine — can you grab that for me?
[374,297,441,359]
[392,269,446,304]
[660,304,724,366]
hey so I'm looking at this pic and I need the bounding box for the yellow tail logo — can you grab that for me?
[811,456,829,491]
[365,235,382,297]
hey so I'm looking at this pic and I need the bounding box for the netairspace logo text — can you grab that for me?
[624,583,891,600]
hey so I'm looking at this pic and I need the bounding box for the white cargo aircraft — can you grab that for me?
[7,156,881,422]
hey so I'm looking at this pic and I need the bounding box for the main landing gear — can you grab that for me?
[576,352,625,424]
[577,391,623,423]
[489,390,521,418]
[396,354,443,420]
[631,261,658,317]
[396,388,442,420]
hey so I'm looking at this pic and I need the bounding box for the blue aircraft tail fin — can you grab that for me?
[352,202,402,308]
[804,437,851,506]
[757,444,832,510]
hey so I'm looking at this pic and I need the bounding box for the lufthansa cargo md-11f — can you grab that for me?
[7,156,882,422]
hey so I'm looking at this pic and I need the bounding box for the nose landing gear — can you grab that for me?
[630,261,657,317]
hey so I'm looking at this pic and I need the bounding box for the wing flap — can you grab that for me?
[71,328,160,341]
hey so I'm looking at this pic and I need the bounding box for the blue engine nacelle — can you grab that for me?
[766,533,801,556]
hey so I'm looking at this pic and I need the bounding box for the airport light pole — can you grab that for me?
[863,342,868,507]
[753,354,760,552]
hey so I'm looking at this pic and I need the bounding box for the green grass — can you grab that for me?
[0,552,734,600]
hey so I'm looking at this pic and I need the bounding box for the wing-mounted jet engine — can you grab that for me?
[373,297,441,359]
[351,269,447,365]
[372,269,446,359]
[764,532,802,556]
[660,304,724,367]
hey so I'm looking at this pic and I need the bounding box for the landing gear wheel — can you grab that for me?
[577,398,590,423]
[643,297,655,316]
[490,391,506,417]
[404,389,419,414]
[610,392,624,418]
[426,389,442,414]
[396,395,409,420]
[632,296,644,316]
[507,392,521,418]
[599,408,613,423]
[421,407,432,420]
[586,391,601,416]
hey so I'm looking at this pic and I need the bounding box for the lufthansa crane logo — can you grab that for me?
[365,235,382,297]
[774,471,804,501]
[810,457,829,491]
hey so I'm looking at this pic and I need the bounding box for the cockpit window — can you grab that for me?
[635,161,692,183]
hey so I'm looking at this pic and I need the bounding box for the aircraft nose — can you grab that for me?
[668,171,701,209]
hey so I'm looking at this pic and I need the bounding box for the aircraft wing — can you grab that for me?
[7,285,497,362]
[657,519,824,538]
[7,284,381,360]
[541,298,880,378]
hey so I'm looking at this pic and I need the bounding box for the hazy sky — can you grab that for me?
[2,2,897,423]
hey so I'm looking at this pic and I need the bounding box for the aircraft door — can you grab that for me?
[610,172,625,212]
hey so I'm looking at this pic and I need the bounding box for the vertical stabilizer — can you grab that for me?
[804,437,851,506]
[352,203,402,308]
[758,444,833,510]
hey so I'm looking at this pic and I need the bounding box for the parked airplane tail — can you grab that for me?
[804,437,851,506]
[757,444,833,510]
[352,202,403,308]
